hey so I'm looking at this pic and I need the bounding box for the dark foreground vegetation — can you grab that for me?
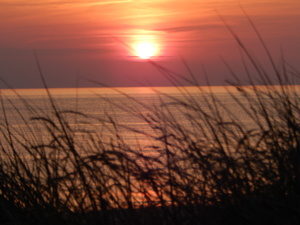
[1,17,300,225]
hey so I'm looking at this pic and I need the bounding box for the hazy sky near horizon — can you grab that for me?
[0,0,300,88]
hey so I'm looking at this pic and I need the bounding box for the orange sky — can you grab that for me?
[0,0,300,88]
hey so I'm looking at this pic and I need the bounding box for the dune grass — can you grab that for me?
[0,16,300,225]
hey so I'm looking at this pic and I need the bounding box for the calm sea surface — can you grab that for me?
[1,86,294,149]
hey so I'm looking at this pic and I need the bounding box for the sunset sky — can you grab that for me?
[0,0,300,88]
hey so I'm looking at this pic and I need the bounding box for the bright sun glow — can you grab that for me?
[134,42,158,59]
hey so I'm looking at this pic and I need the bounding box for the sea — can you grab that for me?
[1,85,299,207]
[0,86,292,151]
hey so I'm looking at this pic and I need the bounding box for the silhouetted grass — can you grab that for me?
[0,15,300,225]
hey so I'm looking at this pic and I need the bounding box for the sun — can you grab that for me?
[134,42,158,59]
